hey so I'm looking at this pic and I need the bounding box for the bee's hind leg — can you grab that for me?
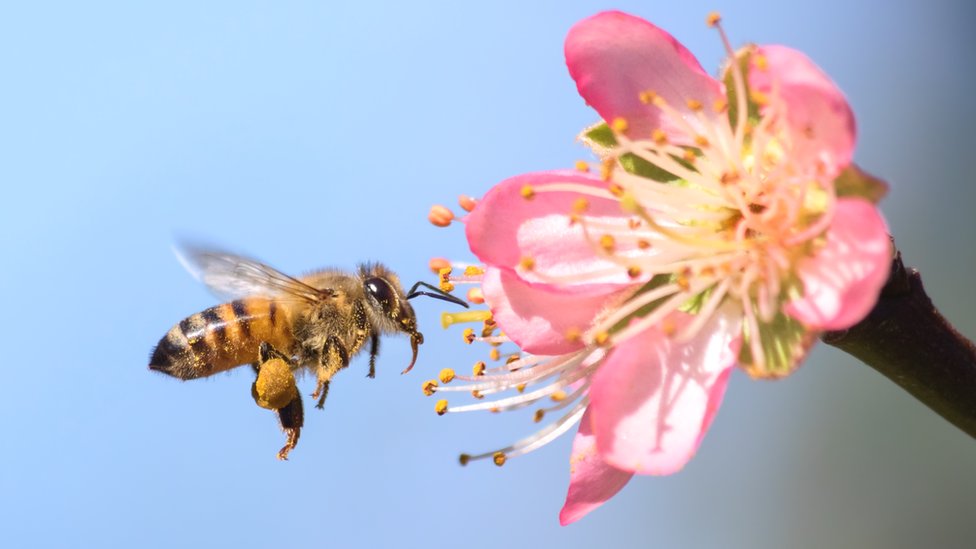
[252,342,304,460]
[274,395,303,460]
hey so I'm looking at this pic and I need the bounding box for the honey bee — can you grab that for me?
[149,246,466,460]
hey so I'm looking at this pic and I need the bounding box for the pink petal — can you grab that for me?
[749,45,856,178]
[565,11,722,142]
[588,306,742,475]
[559,408,634,525]
[786,198,891,330]
[465,170,647,292]
[482,267,628,355]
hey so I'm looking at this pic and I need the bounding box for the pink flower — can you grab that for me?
[430,11,890,525]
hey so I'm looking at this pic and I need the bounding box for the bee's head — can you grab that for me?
[359,263,469,374]
[360,263,422,373]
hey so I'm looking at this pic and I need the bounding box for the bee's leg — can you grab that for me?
[367,333,380,379]
[312,335,349,409]
[275,393,304,460]
[251,342,303,460]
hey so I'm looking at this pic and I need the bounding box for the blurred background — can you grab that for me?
[1,1,974,547]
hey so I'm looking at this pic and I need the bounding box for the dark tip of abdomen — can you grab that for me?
[149,336,196,378]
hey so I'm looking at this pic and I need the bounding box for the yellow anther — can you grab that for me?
[489,347,500,361]
[694,135,710,148]
[594,331,611,346]
[608,182,624,197]
[466,287,485,304]
[701,266,716,278]
[489,407,500,413]
[518,256,536,271]
[440,281,456,293]
[550,390,568,402]
[599,234,616,252]
[520,185,536,200]
[627,266,642,279]
[435,400,449,415]
[492,452,507,467]
[459,454,471,466]
[686,99,703,112]
[471,389,484,400]
[652,129,668,146]
[564,327,582,343]
[628,218,642,229]
[683,149,697,163]
[749,90,769,107]
[482,317,497,334]
[720,171,741,185]
[572,197,589,214]
[516,383,527,394]
[505,353,521,366]
[462,328,476,344]
[472,361,486,376]
[428,205,455,227]
[619,192,640,214]
[753,53,769,71]
[662,319,677,336]
[600,158,615,181]
[637,239,651,250]
[422,380,438,396]
[677,269,691,291]
[712,98,729,113]
[438,368,456,384]
[428,257,451,274]
[706,11,722,27]
[639,90,657,104]
[575,160,590,172]
[611,117,629,133]
[458,194,477,212]
[651,95,667,108]
[463,265,485,276]
[533,409,545,423]
[438,266,453,280]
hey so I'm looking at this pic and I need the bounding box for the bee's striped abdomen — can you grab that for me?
[149,298,293,380]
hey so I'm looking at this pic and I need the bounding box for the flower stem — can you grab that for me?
[822,246,976,438]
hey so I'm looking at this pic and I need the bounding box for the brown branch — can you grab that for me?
[821,249,976,438]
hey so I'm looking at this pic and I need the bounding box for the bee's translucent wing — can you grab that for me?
[175,244,327,303]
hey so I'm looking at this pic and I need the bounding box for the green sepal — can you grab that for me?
[679,284,714,315]
[618,153,681,182]
[580,122,617,150]
[833,163,889,204]
[738,309,814,377]
[608,274,672,335]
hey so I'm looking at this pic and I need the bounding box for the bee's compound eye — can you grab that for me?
[365,277,395,311]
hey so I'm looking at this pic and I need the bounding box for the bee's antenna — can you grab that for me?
[407,281,470,309]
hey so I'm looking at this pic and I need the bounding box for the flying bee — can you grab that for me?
[149,246,467,460]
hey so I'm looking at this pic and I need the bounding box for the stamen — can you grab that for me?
[428,257,451,274]
[472,361,486,376]
[520,185,536,200]
[435,400,449,415]
[428,205,455,227]
[518,256,536,271]
[422,380,438,396]
[575,160,590,172]
[611,117,629,133]
[458,194,478,212]
[466,287,485,304]
[439,368,456,384]
[462,328,476,344]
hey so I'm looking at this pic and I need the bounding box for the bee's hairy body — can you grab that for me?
[150,249,426,460]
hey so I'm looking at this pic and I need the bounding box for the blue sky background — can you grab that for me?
[2,1,974,547]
